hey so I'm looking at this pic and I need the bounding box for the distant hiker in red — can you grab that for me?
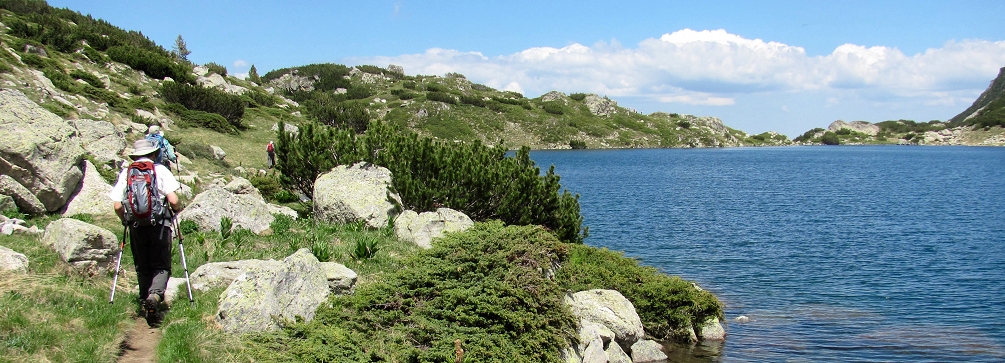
[109,139,182,327]
[266,140,276,168]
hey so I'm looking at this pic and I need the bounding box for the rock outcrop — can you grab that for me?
[61,160,114,217]
[564,289,672,363]
[0,194,15,213]
[828,120,880,136]
[216,249,330,334]
[313,162,402,229]
[178,185,274,234]
[0,88,85,212]
[0,245,28,273]
[584,94,618,117]
[394,208,473,249]
[40,218,119,273]
[190,259,282,292]
[0,174,46,215]
[71,118,127,166]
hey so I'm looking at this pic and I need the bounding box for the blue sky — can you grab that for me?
[48,0,1005,136]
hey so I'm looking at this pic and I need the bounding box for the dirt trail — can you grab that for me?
[117,318,161,363]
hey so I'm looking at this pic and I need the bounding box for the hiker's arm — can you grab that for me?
[113,201,125,224]
[166,192,181,213]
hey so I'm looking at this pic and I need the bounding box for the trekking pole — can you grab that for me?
[172,214,195,304]
[110,226,128,304]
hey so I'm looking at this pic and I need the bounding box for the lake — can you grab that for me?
[529,146,1005,363]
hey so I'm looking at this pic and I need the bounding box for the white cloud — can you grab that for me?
[233,60,248,68]
[348,29,1005,111]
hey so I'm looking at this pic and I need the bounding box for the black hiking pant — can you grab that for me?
[128,223,173,302]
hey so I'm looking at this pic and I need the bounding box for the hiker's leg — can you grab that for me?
[129,229,152,300]
[146,224,174,300]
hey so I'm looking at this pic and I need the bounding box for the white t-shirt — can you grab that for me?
[108,158,181,202]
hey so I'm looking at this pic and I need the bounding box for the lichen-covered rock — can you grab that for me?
[581,338,606,363]
[0,194,16,213]
[164,277,189,304]
[828,120,881,136]
[0,245,28,273]
[394,208,473,249]
[178,186,274,234]
[271,122,299,135]
[313,162,402,229]
[71,119,126,166]
[565,289,645,347]
[216,249,330,334]
[0,88,85,212]
[267,204,298,219]
[224,177,262,200]
[40,218,118,272]
[319,261,357,294]
[0,175,45,215]
[189,259,281,292]
[584,94,618,117]
[210,145,226,160]
[604,340,631,363]
[630,340,668,362]
[698,316,726,341]
[61,160,114,217]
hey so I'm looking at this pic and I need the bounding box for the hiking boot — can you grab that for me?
[143,295,162,326]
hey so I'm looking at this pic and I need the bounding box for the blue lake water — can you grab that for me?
[529,146,1005,363]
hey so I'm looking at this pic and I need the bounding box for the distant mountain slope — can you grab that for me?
[949,66,1005,128]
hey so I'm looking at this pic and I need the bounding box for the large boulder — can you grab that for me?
[224,177,262,200]
[178,186,274,234]
[189,259,281,292]
[61,160,114,217]
[828,120,880,136]
[216,249,330,334]
[565,290,645,348]
[698,316,726,341]
[71,119,127,165]
[0,89,85,212]
[584,94,618,117]
[0,175,46,214]
[40,218,119,273]
[314,162,402,229]
[0,245,28,273]
[394,208,473,249]
[630,340,668,363]
[320,261,357,294]
[0,194,17,213]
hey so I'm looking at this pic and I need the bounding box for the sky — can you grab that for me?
[47,0,1005,137]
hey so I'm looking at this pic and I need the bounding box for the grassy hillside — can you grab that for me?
[949,66,1005,129]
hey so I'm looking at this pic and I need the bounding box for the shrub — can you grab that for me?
[569,140,587,149]
[424,82,447,92]
[356,65,385,74]
[242,90,278,108]
[459,94,485,107]
[69,69,105,88]
[106,45,194,83]
[402,81,417,90]
[204,62,227,76]
[835,128,852,135]
[425,91,457,104]
[569,93,587,101]
[821,131,840,145]
[255,222,576,362]
[160,81,245,128]
[677,120,691,129]
[390,88,416,100]
[249,175,283,200]
[81,46,108,64]
[542,101,564,115]
[794,127,825,143]
[162,103,235,134]
[276,121,587,243]
[557,244,723,342]
[304,96,370,133]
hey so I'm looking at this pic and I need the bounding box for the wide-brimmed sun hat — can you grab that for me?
[128,139,159,158]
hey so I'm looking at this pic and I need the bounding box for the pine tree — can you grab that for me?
[173,35,191,61]
[248,64,261,84]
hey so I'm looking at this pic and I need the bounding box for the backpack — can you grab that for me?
[144,133,167,164]
[267,143,274,152]
[123,161,170,226]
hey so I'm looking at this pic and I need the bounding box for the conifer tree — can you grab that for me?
[173,35,191,61]
[248,64,261,84]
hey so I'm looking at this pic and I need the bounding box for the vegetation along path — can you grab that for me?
[117,318,161,363]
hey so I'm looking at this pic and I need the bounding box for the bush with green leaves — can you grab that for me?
[303,95,369,133]
[794,127,825,143]
[248,222,577,362]
[106,45,194,83]
[204,62,227,76]
[390,88,417,100]
[569,93,587,101]
[160,81,245,128]
[276,121,587,243]
[821,131,840,145]
[162,102,235,134]
[460,94,486,107]
[569,140,587,149]
[425,91,457,104]
[542,101,564,115]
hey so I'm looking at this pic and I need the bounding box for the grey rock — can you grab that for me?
[216,249,330,334]
[190,259,281,292]
[0,89,85,212]
[270,122,299,135]
[828,120,880,136]
[579,320,615,348]
[319,261,357,294]
[0,175,45,215]
[698,316,726,341]
[581,338,607,363]
[313,162,402,229]
[394,208,473,249]
[61,160,114,217]
[41,218,119,273]
[604,340,632,363]
[178,186,275,234]
[565,289,645,346]
[71,119,127,166]
[541,91,569,104]
[224,177,262,200]
[0,245,28,273]
[387,64,404,74]
[164,277,189,304]
[584,94,618,117]
[210,145,226,160]
[0,194,16,213]
[267,203,298,219]
[630,340,668,363]
[560,344,583,363]
[267,73,315,93]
